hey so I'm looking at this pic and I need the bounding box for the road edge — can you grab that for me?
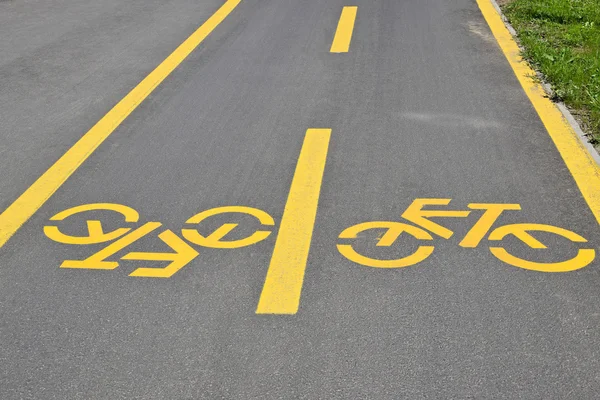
[477,0,600,226]
[489,0,600,165]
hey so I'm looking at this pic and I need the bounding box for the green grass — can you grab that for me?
[503,0,600,145]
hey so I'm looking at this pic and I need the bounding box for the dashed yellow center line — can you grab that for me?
[0,0,242,248]
[256,129,332,315]
[330,6,358,53]
[477,0,600,226]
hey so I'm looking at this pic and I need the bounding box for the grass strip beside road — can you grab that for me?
[502,0,600,145]
[477,0,600,226]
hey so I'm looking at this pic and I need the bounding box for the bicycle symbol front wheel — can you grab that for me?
[488,223,596,272]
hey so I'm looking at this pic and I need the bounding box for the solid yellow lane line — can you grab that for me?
[477,0,600,225]
[0,0,242,248]
[256,129,332,314]
[330,6,358,53]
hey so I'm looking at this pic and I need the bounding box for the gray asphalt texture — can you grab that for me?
[1,0,600,398]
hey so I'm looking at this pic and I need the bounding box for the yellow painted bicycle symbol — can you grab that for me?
[337,199,596,272]
[44,203,275,278]
[44,198,596,280]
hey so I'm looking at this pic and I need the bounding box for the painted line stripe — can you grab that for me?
[0,0,242,248]
[477,0,600,226]
[256,129,332,315]
[330,6,358,53]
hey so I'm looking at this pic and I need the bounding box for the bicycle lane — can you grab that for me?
[300,0,600,396]
[0,0,365,397]
[1,0,600,399]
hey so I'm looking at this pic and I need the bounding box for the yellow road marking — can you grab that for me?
[330,6,358,53]
[256,129,332,314]
[489,223,595,272]
[337,221,434,269]
[477,0,600,226]
[401,199,470,239]
[0,0,242,248]
[44,203,139,245]
[459,203,521,248]
[182,206,274,249]
[60,222,162,270]
[125,230,199,278]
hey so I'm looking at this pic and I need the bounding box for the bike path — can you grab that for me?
[1,0,599,398]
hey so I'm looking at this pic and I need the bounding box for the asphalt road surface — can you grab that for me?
[1,0,600,398]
